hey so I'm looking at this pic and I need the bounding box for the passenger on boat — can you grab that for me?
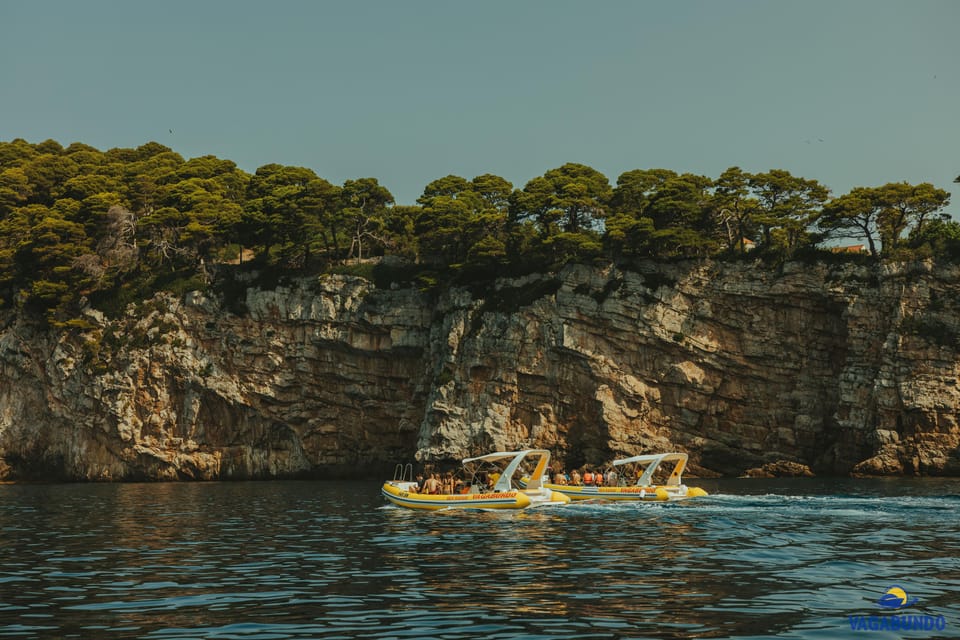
[488,471,500,489]
[553,468,567,485]
[595,472,604,487]
[570,469,582,485]
[423,473,441,494]
[606,469,618,486]
[582,469,595,485]
[410,473,423,493]
[442,472,455,495]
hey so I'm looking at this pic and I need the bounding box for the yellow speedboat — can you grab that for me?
[532,452,708,502]
[381,449,571,511]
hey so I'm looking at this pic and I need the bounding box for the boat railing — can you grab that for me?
[392,463,413,482]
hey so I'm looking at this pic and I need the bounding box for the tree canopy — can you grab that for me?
[0,137,954,324]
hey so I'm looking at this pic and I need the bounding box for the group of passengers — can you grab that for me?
[407,470,470,495]
[406,464,624,495]
[550,467,620,487]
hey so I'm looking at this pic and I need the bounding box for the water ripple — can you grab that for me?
[1,478,958,639]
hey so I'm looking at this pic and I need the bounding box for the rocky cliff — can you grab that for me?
[1,260,958,480]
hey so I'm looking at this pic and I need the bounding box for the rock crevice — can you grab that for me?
[1,262,958,480]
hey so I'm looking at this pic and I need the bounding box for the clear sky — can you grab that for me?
[2,1,957,214]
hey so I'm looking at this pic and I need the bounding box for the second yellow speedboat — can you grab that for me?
[531,452,708,502]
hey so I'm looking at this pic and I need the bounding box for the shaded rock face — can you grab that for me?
[0,261,958,480]
[0,277,432,480]
[742,461,815,478]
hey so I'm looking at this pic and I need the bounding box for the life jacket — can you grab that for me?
[583,471,594,485]
[595,474,604,486]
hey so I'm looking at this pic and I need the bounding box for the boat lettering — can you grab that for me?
[394,489,514,501]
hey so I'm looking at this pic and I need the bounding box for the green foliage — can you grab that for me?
[512,163,611,235]
[414,174,512,269]
[327,262,377,280]
[340,177,395,263]
[908,218,960,259]
[603,212,656,257]
[713,166,758,253]
[646,173,713,232]
[876,183,951,252]
[0,137,955,328]
[163,273,209,297]
[542,231,603,266]
[748,169,829,254]
[819,183,950,259]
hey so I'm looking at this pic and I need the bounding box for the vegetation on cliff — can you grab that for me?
[0,138,955,324]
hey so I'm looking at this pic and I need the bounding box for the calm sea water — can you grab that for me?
[1,478,958,639]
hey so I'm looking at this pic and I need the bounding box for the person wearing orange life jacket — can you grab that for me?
[582,469,595,485]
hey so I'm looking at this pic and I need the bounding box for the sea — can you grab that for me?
[1,477,958,639]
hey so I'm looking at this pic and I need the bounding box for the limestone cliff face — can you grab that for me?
[1,260,958,480]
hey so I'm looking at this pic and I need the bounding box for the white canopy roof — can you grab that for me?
[612,452,688,487]
[462,449,552,491]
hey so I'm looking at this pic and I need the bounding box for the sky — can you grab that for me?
[2,1,958,214]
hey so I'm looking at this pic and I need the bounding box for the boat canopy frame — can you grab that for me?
[612,452,688,487]
[462,449,552,492]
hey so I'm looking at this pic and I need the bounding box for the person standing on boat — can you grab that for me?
[442,472,454,495]
[424,473,441,494]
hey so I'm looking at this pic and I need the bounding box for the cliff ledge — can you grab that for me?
[1,260,958,480]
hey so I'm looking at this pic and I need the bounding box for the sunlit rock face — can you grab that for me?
[0,261,958,480]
